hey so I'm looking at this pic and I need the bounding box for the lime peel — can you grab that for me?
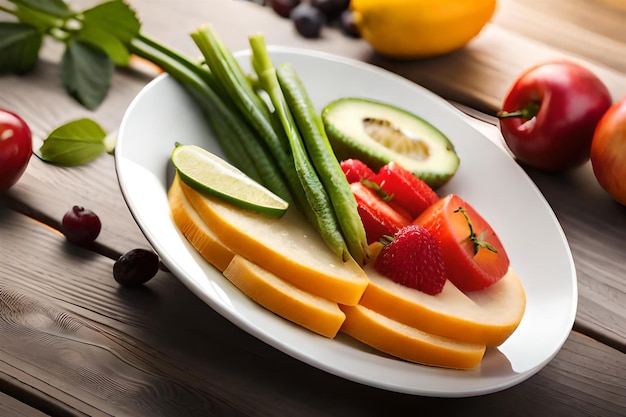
[171,144,289,218]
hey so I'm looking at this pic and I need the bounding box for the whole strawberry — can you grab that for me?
[373,224,447,295]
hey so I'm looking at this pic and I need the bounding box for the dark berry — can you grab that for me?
[113,248,159,287]
[271,0,300,18]
[312,0,349,18]
[290,3,325,38]
[339,9,360,38]
[62,205,102,244]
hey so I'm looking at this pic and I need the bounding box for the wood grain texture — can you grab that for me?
[493,0,626,74]
[528,162,626,346]
[1,208,625,417]
[0,391,50,417]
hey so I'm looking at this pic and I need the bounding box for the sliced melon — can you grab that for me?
[168,176,235,271]
[322,97,460,187]
[224,255,346,338]
[340,304,486,369]
[359,266,526,346]
[175,176,369,306]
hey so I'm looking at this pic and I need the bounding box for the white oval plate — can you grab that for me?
[116,47,577,397]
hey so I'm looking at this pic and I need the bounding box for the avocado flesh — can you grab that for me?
[322,98,460,188]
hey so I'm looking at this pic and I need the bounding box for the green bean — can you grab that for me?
[190,26,289,157]
[276,62,369,265]
[249,33,350,261]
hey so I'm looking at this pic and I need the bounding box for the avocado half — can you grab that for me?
[322,97,460,188]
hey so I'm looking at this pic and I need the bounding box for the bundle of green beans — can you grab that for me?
[138,25,368,264]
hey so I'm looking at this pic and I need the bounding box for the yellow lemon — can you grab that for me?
[351,0,497,59]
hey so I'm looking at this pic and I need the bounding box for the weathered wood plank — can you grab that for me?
[0,391,50,417]
[5,152,149,258]
[528,164,626,352]
[494,0,626,74]
[1,207,625,416]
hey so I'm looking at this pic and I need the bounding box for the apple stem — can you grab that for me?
[496,102,541,120]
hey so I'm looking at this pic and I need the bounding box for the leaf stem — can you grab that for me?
[0,4,15,14]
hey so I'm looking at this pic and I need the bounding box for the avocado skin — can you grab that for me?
[322,98,460,188]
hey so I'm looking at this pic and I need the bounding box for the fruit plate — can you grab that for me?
[115,46,577,397]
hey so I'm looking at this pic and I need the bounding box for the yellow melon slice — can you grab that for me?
[340,304,486,369]
[359,266,526,346]
[175,176,369,306]
[223,255,346,338]
[168,177,235,272]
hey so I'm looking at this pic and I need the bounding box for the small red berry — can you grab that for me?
[62,206,102,244]
[374,224,447,295]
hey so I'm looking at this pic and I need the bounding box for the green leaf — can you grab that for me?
[78,0,141,66]
[81,0,140,44]
[0,22,43,74]
[39,118,107,166]
[10,3,63,31]
[60,39,114,110]
[78,25,131,66]
[11,0,72,18]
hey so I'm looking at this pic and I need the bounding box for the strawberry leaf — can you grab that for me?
[77,24,131,66]
[0,22,42,74]
[9,0,72,18]
[38,118,107,166]
[81,0,140,44]
[60,39,114,109]
[78,0,140,66]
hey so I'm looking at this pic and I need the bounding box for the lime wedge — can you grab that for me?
[171,144,289,217]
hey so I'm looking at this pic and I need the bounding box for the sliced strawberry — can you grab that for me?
[340,159,376,183]
[374,161,440,219]
[350,182,410,244]
[373,224,447,295]
[360,179,413,223]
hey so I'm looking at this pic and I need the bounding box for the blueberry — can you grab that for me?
[339,9,360,38]
[312,0,349,18]
[290,3,325,38]
[271,0,301,18]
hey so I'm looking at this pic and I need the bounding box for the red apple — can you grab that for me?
[590,96,626,205]
[498,61,612,172]
[0,108,32,191]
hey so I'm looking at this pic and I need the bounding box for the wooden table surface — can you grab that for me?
[1,0,625,416]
